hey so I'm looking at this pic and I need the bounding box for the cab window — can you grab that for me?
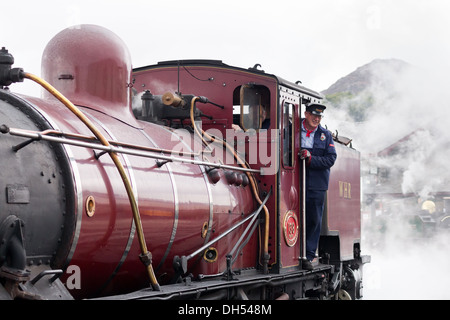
[282,101,294,167]
[233,85,270,132]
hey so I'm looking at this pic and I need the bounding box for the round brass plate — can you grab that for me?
[85,195,95,217]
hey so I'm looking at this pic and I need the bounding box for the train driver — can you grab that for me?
[299,103,337,271]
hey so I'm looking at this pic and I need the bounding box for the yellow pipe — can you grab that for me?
[189,97,270,271]
[23,72,160,290]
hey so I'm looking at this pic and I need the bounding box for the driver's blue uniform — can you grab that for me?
[301,120,337,261]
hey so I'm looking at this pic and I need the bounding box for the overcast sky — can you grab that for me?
[3,0,450,96]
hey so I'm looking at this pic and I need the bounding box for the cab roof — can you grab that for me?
[133,59,323,100]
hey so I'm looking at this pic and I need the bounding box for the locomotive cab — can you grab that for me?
[132,60,369,299]
[132,61,324,270]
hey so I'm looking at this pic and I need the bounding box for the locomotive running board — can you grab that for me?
[90,265,333,300]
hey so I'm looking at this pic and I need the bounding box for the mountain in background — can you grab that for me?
[321,58,414,122]
[323,58,450,198]
[322,58,412,96]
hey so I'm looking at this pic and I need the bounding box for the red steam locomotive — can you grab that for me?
[0,24,369,300]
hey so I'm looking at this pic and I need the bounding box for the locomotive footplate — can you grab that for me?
[91,264,334,300]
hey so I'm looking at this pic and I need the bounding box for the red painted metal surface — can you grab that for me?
[36,27,260,297]
[27,95,257,298]
[41,24,134,122]
[326,143,361,260]
[133,63,281,268]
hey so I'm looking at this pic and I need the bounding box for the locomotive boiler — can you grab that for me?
[0,24,369,300]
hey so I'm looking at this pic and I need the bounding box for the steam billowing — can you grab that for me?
[322,60,450,299]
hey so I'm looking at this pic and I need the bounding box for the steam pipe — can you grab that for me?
[22,72,160,291]
[190,96,270,273]
[1,126,261,174]
[37,129,212,157]
[185,189,271,262]
[228,189,270,266]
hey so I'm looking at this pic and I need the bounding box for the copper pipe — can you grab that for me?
[23,72,160,290]
[189,97,270,272]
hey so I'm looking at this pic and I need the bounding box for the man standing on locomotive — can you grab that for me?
[299,103,337,271]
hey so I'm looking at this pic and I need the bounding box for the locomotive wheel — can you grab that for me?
[338,289,352,300]
[341,265,362,299]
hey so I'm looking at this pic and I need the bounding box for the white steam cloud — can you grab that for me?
[321,60,450,299]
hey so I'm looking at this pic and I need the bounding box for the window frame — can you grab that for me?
[282,100,295,168]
